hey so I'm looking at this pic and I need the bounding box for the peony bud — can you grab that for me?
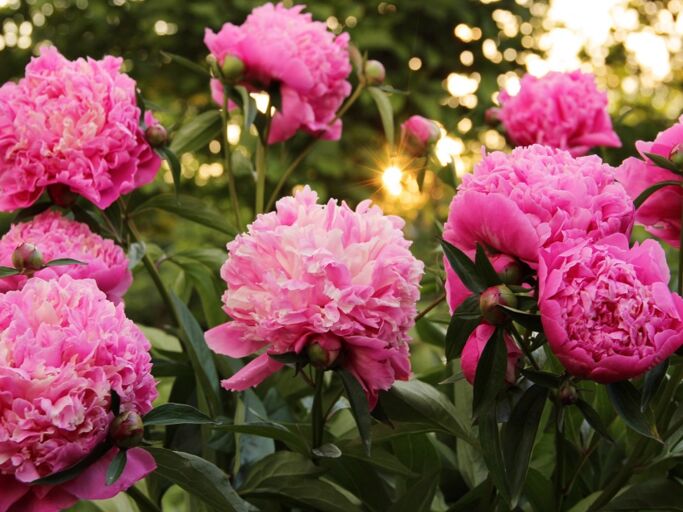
[109,411,144,449]
[221,55,246,82]
[558,382,578,405]
[479,285,517,325]
[47,184,78,208]
[669,144,683,169]
[145,124,168,148]
[485,107,501,127]
[497,260,523,285]
[11,243,44,274]
[307,342,341,370]
[364,60,386,85]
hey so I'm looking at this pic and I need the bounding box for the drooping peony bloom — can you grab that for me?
[445,145,634,268]
[538,233,683,383]
[205,186,424,407]
[0,46,161,212]
[460,324,522,385]
[0,275,157,512]
[497,71,621,156]
[0,211,131,303]
[400,115,440,157]
[204,2,352,144]
[617,116,683,247]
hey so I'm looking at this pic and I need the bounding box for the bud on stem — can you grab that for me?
[479,285,517,325]
[109,411,144,449]
[12,243,44,275]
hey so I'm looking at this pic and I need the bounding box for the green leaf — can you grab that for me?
[170,257,224,328]
[236,85,257,131]
[127,242,146,270]
[367,86,394,146]
[161,51,211,77]
[143,403,215,427]
[31,441,112,486]
[170,293,222,417]
[378,379,474,444]
[105,449,127,486]
[576,399,614,442]
[607,381,660,440]
[240,451,323,491]
[145,447,256,512]
[642,152,683,174]
[132,194,236,236]
[474,244,502,287]
[441,240,486,293]
[158,147,182,196]
[524,469,555,512]
[268,351,308,365]
[387,471,438,512]
[634,180,682,208]
[478,407,510,502]
[603,478,683,511]
[169,110,222,155]
[641,359,669,411]
[472,327,507,419]
[501,384,548,506]
[445,295,481,361]
[339,369,373,455]
[521,369,562,389]
[312,443,342,459]
[500,305,543,331]
[212,421,310,454]
[45,258,87,267]
[0,266,19,277]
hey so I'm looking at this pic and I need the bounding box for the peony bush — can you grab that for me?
[0,2,682,511]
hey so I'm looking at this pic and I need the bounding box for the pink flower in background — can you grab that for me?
[445,145,634,268]
[204,3,352,144]
[538,234,683,383]
[205,186,424,407]
[0,211,131,303]
[400,115,440,157]
[0,276,157,512]
[461,324,522,385]
[498,71,621,156]
[617,117,683,247]
[0,46,161,212]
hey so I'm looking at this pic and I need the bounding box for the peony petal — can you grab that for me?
[205,322,266,358]
[221,353,284,391]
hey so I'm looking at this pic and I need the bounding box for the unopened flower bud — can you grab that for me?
[145,124,168,148]
[307,342,341,370]
[485,107,501,127]
[364,60,386,85]
[497,260,523,285]
[558,382,578,405]
[221,55,246,82]
[47,184,78,208]
[669,144,683,168]
[109,411,144,449]
[479,285,517,325]
[12,243,44,274]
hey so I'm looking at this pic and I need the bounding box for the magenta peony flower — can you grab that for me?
[538,234,683,383]
[204,3,352,144]
[0,46,161,212]
[498,71,621,156]
[445,145,634,268]
[400,115,440,157]
[205,186,424,407]
[0,211,131,303]
[461,324,522,385]
[617,117,683,247]
[0,275,157,512]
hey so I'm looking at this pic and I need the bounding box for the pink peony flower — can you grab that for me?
[445,145,634,268]
[0,46,161,212]
[204,3,352,144]
[617,117,683,247]
[538,233,683,383]
[498,71,621,156]
[400,115,440,157]
[0,211,131,303]
[205,186,424,407]
[461,324,522,385]
[0,275,157,512]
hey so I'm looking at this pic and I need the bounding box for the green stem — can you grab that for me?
[414,293,446,322]
[510,324,540,370]
[555,404,566,511]
[222,88,242,228]
[311,369,326,450]
[126,486,161,512]
[254,100,273,216]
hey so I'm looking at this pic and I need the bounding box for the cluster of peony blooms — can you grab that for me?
[445,143,683,384]
[206,186,424,407]
[494,71,621,156]
[204,2,352,144]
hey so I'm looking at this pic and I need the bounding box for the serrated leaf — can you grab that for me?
[340,369,372,455]
[143,403,215,427]
[472,327,508,419]
[441,240,486,293]
[169,110,222,155]
[634,180,682,208]
[607,381,660,440]
[576,399,614,442]
[105,449,127,486]
[367,86,395,146]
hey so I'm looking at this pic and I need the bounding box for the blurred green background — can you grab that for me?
[1,0,682,324]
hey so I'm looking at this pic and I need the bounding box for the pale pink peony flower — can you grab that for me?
[204,3,352,144]
[400,115,440,157]
[461,324,522,385]
[538,233,683,383]
[617,116,683,247]
[205,186,424,407]
[445,145,634,268]
[0,211,131,303]
[0,275,157,512]
[498,71,621,156]
[0,46,161,212]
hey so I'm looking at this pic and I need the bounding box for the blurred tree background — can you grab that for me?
[1,0,682,324]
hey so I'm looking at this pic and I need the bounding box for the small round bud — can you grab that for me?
[479,285,517,325]
[558,382,578,405]
[497,260,523,285]
[669,144,683,169]
[12,243,44,274]
[485,107,501,127]
[47,184,78,208]
[221,55,246,82]
[145,124,168,148]
[109,411,144,449]
[364,60,386,85]
[307,342,341,370]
